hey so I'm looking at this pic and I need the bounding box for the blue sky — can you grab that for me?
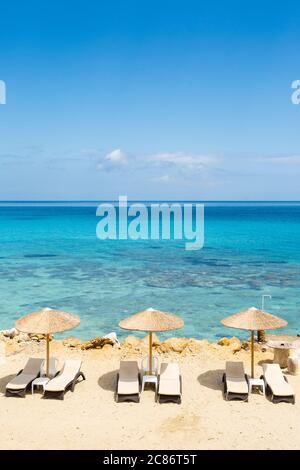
[0,0,300,200]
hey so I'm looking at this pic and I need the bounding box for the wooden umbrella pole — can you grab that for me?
[251,331,254,378]
[46,334,50,377]
[149,332,153,375]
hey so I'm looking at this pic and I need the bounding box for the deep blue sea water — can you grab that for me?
[0,202,299,341]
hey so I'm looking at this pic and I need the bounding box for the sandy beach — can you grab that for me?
[1,334,300,450]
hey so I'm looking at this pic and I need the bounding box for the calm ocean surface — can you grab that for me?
[0,202,299,341]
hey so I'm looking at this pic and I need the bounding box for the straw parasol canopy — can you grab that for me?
[15,307,80,377]
[221,307,287,377]
[119,307,184,374]
[119,307,184,332]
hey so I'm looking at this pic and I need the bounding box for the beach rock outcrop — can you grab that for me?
[122,335,141,349]
[141,333,160,347]
[17,332,31,343]
[63,336,82,348]
[155,337,206,355]
[29,333,53,342]
[159,337,190,353]
[217,337,231,346]
[217,336,241,353]
[81,332,120,350]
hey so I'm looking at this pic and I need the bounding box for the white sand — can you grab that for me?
[0,341,300,450]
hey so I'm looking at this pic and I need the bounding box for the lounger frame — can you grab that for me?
[260,374,295,405]
[115,373,141,403]
[157,375,182,404]
[222,373,249,402]
[43,371,86,400]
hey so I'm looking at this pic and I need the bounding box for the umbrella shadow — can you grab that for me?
[197,369,224,391]
[98,369,118,392]
[0,374,15,394]
[258,359,273,367]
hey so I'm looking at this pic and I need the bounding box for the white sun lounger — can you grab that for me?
[157,362,182,404]
[43,359,85,400]
[261,363,295,404]
[116,360,140,403]
[6,358,44,398]
[222,361,249,401]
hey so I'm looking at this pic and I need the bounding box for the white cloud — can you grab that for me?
[97,148,129,171]
[105,148,128,164]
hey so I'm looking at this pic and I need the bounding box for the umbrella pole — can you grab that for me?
[46,334,50,377]
[251,331,254,378]
[149,332,153,375]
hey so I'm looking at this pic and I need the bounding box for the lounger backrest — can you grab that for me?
[262,363,283,382]
[119,360,139,380]
[22,358,44,375]
[159,362,180,379]
[226,361,245,378]
[58,359,82,378]
[118,361,139,395]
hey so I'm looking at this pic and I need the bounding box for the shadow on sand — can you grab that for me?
[0,374,15,394]
[197,369,224,391]
[98,369,118,392]
[257,358,273,367]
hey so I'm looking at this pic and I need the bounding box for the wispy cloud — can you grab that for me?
[151,174,173,183]
[148,152,219,171]
[96,148,219,176]
[258,155,300,165]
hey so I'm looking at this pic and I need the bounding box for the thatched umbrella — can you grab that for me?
[15,307,80,377]
[119,307,184,374]
[221,307,287,378]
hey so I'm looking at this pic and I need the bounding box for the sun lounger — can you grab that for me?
[43,359,85,400]
[261,363,295,404]
[116,360,140,403]
[157,362,182,404]
[222,361,249,401]
[6,358,44,398]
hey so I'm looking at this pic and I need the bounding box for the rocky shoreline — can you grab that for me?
[0,327,275,358]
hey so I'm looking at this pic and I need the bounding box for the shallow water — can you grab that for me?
[0,202,299,341]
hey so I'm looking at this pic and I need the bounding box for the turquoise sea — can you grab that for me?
[0,202,299,341]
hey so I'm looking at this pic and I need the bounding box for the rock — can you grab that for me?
[141,333,160,347]
[217,336,241,352]
[1,328,18,339]
[122,336,141,349]
[160,337,190,353]
[228,337,241,353]
[81,336,116,350]
[180,339,207,355]
[17,332,30,343]
[217,337,231,346]
[29,333,52,342]
[63,336,82,348]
